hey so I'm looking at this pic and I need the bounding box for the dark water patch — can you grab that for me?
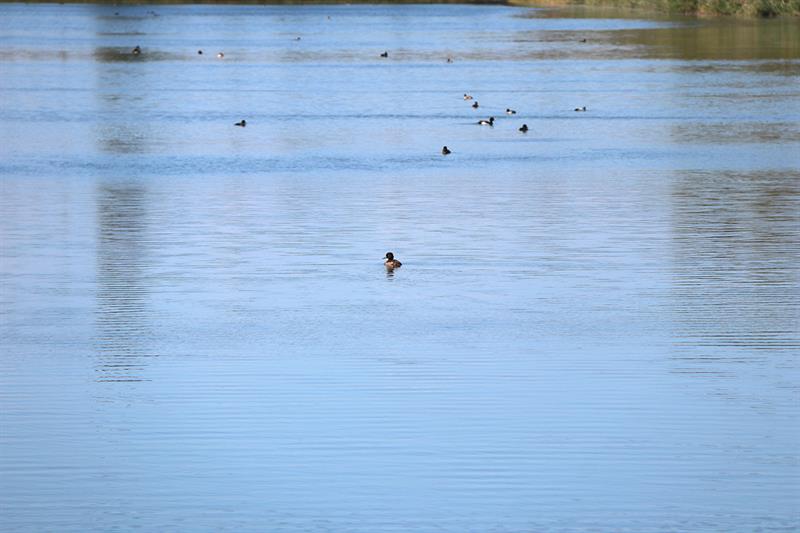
[672,122,800,144]
[95,31,148,36]
[673,60,800,75]
[93,47,184,62]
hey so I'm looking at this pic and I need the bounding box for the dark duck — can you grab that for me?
[384,252,402,270]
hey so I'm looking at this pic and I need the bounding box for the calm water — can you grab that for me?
[1,3,799,532]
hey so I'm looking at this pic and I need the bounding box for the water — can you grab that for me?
[1,3,799,532]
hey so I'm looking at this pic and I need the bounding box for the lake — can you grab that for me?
[0,3,798,532]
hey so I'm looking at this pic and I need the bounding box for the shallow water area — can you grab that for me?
[1,3,799,532]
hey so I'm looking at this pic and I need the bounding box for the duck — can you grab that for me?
[132,45,141,55]
[234,120,246,127]
[384,252,402,269]
[506,108,517,115]
[472,101,479,109]
[197,49,203,55]
[463,94,473,100]
[380,51,388,58]
[519,124,528,132]
[478,117,494,126]
[442,146,451,155]
[217,52,224,59]
[574,106,587,112]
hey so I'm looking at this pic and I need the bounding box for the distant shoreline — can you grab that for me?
[1,0,797,17]
[509,0,798,17]
[0,0,506,4]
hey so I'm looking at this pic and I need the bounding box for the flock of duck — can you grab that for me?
[440,92,587,156]
[128,44,587,271]
[128,44,588,146]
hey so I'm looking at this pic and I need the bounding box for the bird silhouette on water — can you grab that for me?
[234,120,246,127]
[442,146,451,155]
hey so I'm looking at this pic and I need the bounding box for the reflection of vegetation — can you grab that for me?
[95,184,152,383]
[672,122,800,144]
[93,47,179,62]
[603,18,800,59]
[668,170,800,351]
[512,0,800,17]
[515,7,799,60]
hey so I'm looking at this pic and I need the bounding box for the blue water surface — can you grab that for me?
[1,3,799,532]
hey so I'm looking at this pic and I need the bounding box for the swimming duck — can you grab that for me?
[442,146,451,155]
[384,252,402,269]
[472,101,479,109]
[463,94,473,100]
[506,108,517,115]
[380,51,388,58]
[132,45,141,55]
[574,106,587,112]
[197,50,203,55]
[519,124,528,132]
[217,52,224,59]
[235,120,246,127]
[478,117,494,126]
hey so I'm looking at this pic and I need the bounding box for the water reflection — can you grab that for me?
[669,170,800,356]
[94,183,152,382]
[609,19,800,60]
[91,10,159,155]
[92,47,179,63]
[671,122,800,145]
[518,7,800,60]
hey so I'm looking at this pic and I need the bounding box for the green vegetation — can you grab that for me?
[3,0,508,3]
[509,0,800,17]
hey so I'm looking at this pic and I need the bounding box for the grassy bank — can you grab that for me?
[0,0,507,3]
[509,0,800,17]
